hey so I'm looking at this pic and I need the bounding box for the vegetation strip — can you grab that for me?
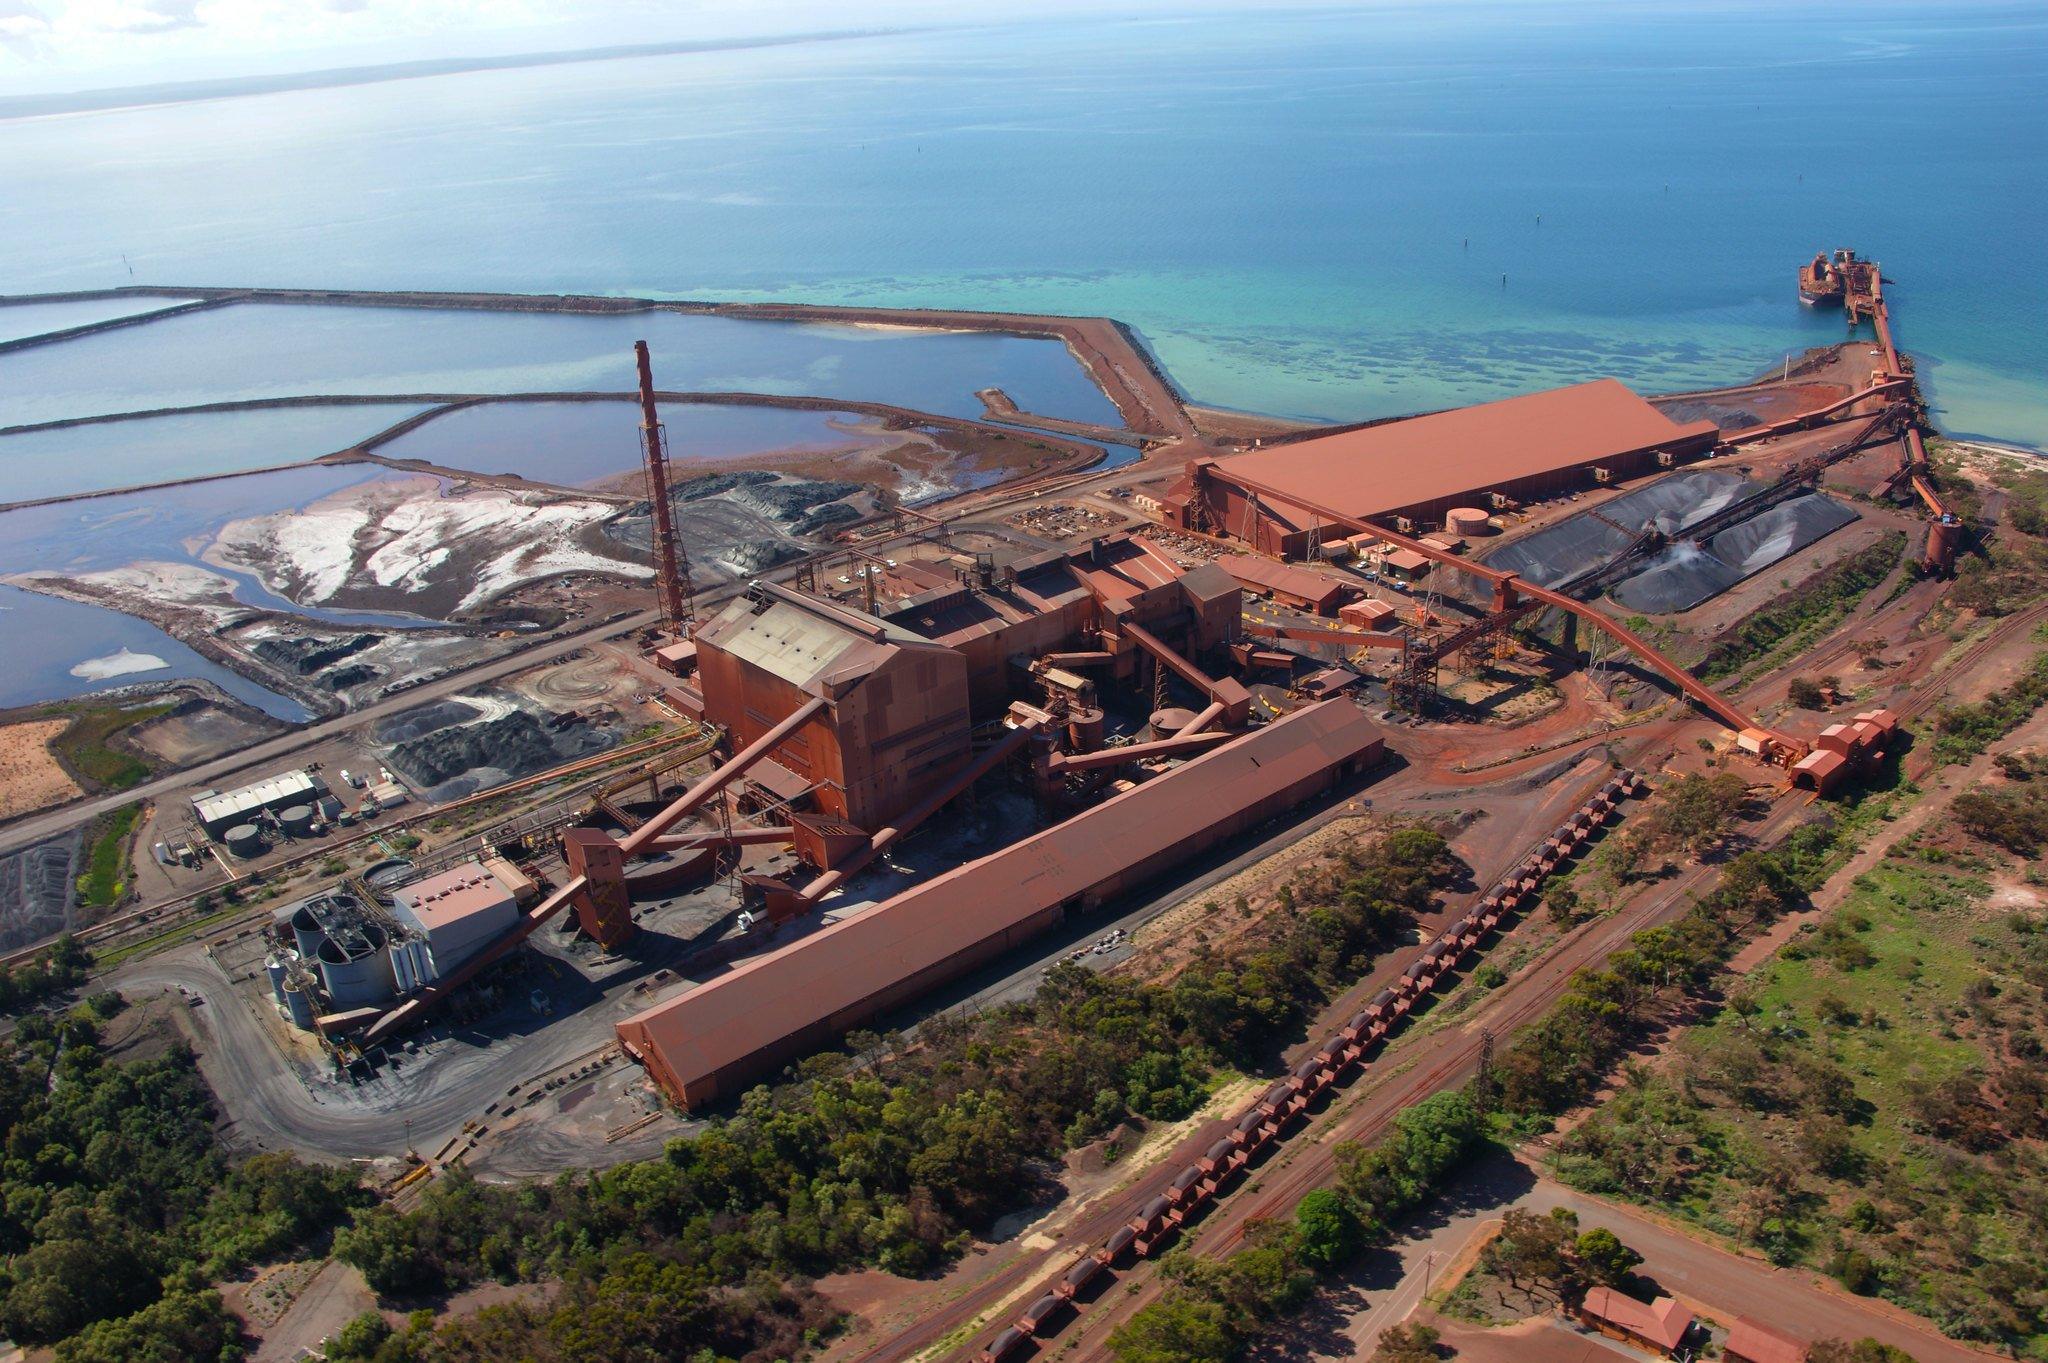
[1108,774,1861,1361]
[973,771,1641,1361]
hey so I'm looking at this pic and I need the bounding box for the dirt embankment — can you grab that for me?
[0,718,83,822]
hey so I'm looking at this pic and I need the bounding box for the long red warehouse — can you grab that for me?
[1164,378,1718,556]
[617,700,1387,1110]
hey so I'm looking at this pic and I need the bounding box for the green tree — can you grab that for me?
[323,1311,393,1362]
[1571,1227,1641,1288]
[1295,1188,1362,1269]
[1107,1293,1238,1363]
[1485,1207,1577,1296]
[51,1289,242,1363]
[333,1206,444,1298]
[1371,1321,1441,1362]
[1808,1340,1915,1363]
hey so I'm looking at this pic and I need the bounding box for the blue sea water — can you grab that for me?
[0,583,309,719]
[0,465,440,717]
[0,3,2040,445]
[0,2,2042,713]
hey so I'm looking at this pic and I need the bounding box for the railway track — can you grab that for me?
[1051,789,1821,1363]
[920,770,1651,1363]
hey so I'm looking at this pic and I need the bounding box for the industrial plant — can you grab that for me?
[240,256,1939,1116]
[0,253,1990,1363]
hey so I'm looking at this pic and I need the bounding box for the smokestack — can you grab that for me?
[636,341,693,637]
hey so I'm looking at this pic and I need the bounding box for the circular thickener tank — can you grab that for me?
[317,921,395,1009]
[279,805,315,836]
[1445,508,1493,537]
[224,825,264,859]
[1149,707,1197,737]
[363,858,414,891]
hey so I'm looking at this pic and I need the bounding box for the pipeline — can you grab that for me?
[1043,727,1233,775]
[1717,376,1909,446]
[1243,620,1408,651]
[1117,619,1253,723]
[970,769,1648,1362]
[793,716,1045,907]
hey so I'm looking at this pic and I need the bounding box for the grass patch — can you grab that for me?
[1551,836,2048,1353]
[76,803,142,910]
[1931,646,2048,765]
[43,700,174,792]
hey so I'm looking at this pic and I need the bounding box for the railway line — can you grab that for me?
[838,766,1647,1363]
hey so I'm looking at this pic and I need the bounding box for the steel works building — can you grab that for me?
[1161,379,1719,557]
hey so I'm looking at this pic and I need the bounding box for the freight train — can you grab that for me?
[974,768,1645,1362]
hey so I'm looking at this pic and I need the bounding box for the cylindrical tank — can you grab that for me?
[1924,518,1959,574]
[281,977,317,1029]
[1149,707,1197,738]
[264,956,289,1005]
[1445,507,1494,537]
[225,825,264,859]
[290,903,325,958]
[278,805,315,837]
[1065,706,1105,754]
[317,922,395,1008]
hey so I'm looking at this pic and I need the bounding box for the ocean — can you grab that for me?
[1,2,2041,446]
[0,2,2043,713]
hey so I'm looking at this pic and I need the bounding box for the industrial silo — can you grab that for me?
[224,825,264,859]
[289,901,326,959]
[264,956,290,1007]
[281,975,317,1029]
[316,921,395,1009]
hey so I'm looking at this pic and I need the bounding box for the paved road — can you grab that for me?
[1310,1152,1999,1363]
[0,607,661,858]
[117,944,630,1162]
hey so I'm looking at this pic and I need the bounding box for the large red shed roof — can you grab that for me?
[1210,379,1718,522]
[618,701,1383,1102]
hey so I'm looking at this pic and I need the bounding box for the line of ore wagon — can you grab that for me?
[975,767,1646,1362]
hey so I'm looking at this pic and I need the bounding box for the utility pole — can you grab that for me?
[635,341,693,638]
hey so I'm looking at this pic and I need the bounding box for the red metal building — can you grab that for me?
[694,583,973,830]
[615,700,1385,1110]
[1162,379,1719,558]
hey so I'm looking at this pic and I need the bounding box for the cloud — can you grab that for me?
[0,0,51,59]
[108,0,202,34]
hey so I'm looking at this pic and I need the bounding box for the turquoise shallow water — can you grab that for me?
[0,3,2040,445]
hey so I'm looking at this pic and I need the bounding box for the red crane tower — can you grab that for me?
[634,340,694,636]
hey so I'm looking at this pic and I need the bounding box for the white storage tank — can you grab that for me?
[1445,507,1494,537]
